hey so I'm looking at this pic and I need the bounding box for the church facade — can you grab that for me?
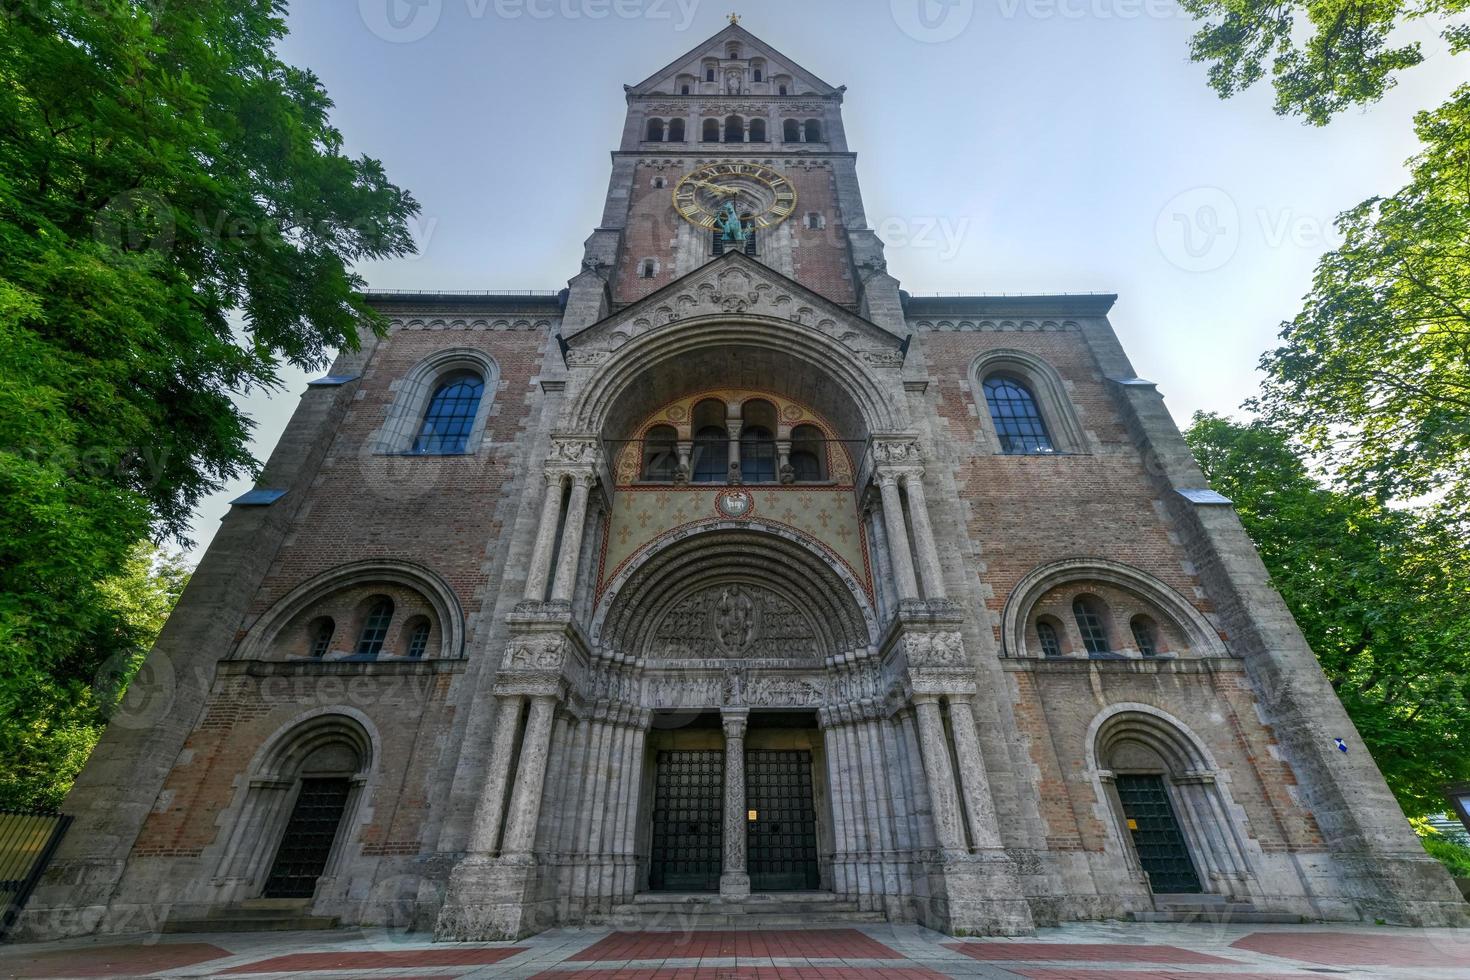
[24,24,1463,941]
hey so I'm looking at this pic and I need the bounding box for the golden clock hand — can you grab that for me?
[689,179,740,197]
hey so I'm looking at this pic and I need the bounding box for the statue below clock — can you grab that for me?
[673,162,797,234]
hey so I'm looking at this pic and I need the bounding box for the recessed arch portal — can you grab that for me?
[564,316,905,443]
[592,525,877,659]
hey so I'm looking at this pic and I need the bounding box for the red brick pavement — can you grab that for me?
[0,942,232,978]
[570,929,903,962]
[533,970,943,980]
[1232,930,1470,967]
[944,943,1239,964]
[221,946,525,973]
[1014,973,1309,980]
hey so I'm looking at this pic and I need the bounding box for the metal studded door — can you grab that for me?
[745,749,819,891]
[1114,774,1203,894]
[649,750,724,892]
[263,777,352,899]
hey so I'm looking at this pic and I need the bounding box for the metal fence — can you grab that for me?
[0,809,72,942]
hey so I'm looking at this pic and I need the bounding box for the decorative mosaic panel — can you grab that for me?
[598,486,869,598]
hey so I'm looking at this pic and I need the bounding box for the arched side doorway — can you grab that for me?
[1088,704,1260,901]
[210,711,375,906]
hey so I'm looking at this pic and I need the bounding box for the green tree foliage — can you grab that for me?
[1186,413,1470,817]
[1256,88,1470,531]
[0,0,418,806]
[0,544,191,809]
[1180,0,1467,124]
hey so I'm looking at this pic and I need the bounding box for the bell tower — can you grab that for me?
[564,21,901,331]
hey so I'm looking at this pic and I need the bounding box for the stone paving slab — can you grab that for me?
[2,922,1470,980]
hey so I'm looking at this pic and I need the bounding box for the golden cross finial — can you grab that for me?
[728,12,741,25]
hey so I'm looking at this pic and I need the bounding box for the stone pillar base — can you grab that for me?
[719,871,751,900]
[434,855,550,942]
[938,850,1035,937]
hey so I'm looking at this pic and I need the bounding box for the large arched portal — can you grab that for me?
[535,524,892,905]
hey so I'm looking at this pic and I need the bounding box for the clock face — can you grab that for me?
[673,163,797,232]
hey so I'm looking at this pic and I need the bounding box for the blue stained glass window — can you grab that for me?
[413,373,484,454]
[983,375,1054,455]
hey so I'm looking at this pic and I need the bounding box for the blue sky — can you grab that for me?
[185,0,1466,558]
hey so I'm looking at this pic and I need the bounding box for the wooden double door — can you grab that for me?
[648,748,819,892]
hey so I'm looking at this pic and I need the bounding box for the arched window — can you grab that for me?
[804,119,822,142]
[702,118,720,142]
[748,118,767,142]
[668,118,685,141]
[681,84,691,95]
[354,598,394,659]
[652,176,667,189]
[1072,597,1112,657]
[1131,615,1160,657]
[753,67,763,82]
[789,424,826,482]
[724,115,744,143]
[983,375,1054,455]
[779,84,788,95]
[706,66,716,82]
[783,119,800,142]
[645,118,665,141]
[405,620,431,659]
[805,212,824,230]
[413,372,485,454]
[740,426,777,483]
[642,425,678,481]
[1036,618,1063,658]
[640,258,656,279]
[692,425,728,483]
[308,618,334,659]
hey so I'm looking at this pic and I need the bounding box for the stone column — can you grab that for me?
[466,696,525,855]
[524,473,567,602]
[819,711,852,896]
[550,475,593,603]
[901,473,947,600]
[865,501,896,620]
[777,439,793,483]
[946,696,1002,849]
[912,694,966,854]
[877,474,920,600]
[676,440,692,483]
[500,694,558,856]
[720,708,751,899]
[727,419,743,483]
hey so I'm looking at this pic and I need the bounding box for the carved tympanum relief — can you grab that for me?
[649,583,819,661]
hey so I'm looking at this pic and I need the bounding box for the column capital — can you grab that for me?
[911,692,942,707]
[721,707,749,738]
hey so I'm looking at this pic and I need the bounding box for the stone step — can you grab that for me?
[1128,906,1308,925]
[163,903,340,933]
[606,892,887,929]
[602,910,889,929]
[619,904,870,918]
